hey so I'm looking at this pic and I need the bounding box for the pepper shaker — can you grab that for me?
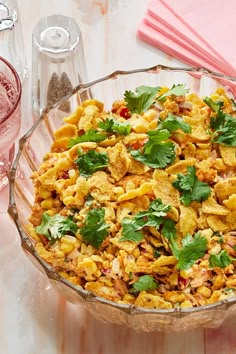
[32,14,88,118]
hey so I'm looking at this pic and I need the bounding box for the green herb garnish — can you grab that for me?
[120,218,144,242]
[80,208,110,249]
[169,233,208,270]
[204,96,236,146]
[75,150,109,177]
[120,199,176,242]
[172,166,211,206]
[132,275,158,292]
[35,213,78,242]
[159,113,192,133]
[99,117,131,136]
[131,129,176,168]
[124,85,161,114]
[68,129,107,148]
[157,84,189,101]
[209,250,233,268]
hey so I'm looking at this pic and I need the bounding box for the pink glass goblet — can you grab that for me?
[0,56,21,191]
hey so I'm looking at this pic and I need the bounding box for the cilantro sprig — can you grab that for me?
[158,113,192,134]
[124,84,189,115]
[204,96,236,146]
[120,198,176,242]
[131,129,176,169]
[35,213,78,242]
[124,85,161,114]
[172,166,211,206]
[120,218,144,242]
[80,208,110,249]
[75,150,109,177]
[132,275,158,292]
[209,250,234,268]
[99,117,131,136]
[157,84,189,101]
[169,233,208,270]
[68,129,107,148]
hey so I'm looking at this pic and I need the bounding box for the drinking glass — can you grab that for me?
[0,56,21,191]
[0,0,27,82]
[32,14,88,118]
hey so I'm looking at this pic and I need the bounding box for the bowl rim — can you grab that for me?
[7,64,236,317]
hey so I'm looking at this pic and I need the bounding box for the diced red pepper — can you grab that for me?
[119,107,131,119]
[178,275,190,288]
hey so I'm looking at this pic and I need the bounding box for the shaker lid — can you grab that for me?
[0,2,17,31]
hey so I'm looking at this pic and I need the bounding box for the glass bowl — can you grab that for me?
[8,65,236,332]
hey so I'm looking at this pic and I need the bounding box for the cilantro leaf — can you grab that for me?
[159,113,192,133]
[209,250,232,268]
[204,97,236,146]
[203,97,224,113]
[191,178,212,202]
[80,208,110,249]
[120,199,176,242]
[161,218,177,240]
[131,129,176,168]
[211,115,236,146]
[35,213,78,242]
[75,150,109,177]
[133,275,158,291]
[135,198,171,229]
[68,129,107,148]
[99,118,131,136]
[170,232,208,270]
[157,84,189,101]
[124,85,161,114]
[137,198,171,218]
[172,166,211,206]
[120,218,144,242]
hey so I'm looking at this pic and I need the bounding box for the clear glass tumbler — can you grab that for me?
[32,14,88,118]
[0,0,27,82]
[0,56,21,191]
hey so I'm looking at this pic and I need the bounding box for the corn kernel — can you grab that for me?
[40,198,54,210]
[168,273,178,287]
[56,158,72,171]
[180,300,193,308]
[59,271,69,279]
[213,274,226,290]
[38,187,51,199]
[61,242,74,254]
[197,286,211,298]
[132,247,140,258]
[55,250,65,258]
[143,109,158,122]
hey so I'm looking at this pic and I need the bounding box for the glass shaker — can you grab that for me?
[0,0,27,82]
[32,14,88,118]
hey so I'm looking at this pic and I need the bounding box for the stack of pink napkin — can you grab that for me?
[137,0,236,76]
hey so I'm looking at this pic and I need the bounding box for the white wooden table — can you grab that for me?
[1,1,236,353]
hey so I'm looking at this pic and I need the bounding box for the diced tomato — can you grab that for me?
[178,275,190,288]
[119,107,131,119]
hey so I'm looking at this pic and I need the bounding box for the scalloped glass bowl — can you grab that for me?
[8,65,236,332]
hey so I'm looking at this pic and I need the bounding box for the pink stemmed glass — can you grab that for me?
[0,56,21,191]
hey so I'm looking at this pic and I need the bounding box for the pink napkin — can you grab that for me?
[144,12,233,75]
[162,0,236,69]
[147,0,234,72]
[137,0,236,76]
[137,19,228,73]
